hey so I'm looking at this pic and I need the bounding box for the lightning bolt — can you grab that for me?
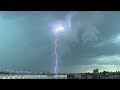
[54,35,59,74]
[52,12,73,74]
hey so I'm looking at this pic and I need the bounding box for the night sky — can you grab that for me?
[0,11,120,73]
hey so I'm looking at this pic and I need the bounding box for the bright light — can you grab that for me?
[55,25,64,33]
[51,20,68,35]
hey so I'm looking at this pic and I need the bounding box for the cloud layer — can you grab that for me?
[0,11,120,73]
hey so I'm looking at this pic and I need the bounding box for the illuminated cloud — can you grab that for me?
[113,34,120,44]
[95,55,120,65]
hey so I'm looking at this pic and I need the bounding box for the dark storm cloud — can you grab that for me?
[1,11,120,73]
[61,12,120,71]
[0,12,54,72]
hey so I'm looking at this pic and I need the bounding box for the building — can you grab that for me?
[67,73,82,79]
[81,73,93,79]
[73,74,82,79]
[93,69,99,74]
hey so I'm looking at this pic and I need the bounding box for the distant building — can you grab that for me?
[74,74,82,79]
[93,69,99,74]
[81,73,93,79]
[67,74,75,79]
